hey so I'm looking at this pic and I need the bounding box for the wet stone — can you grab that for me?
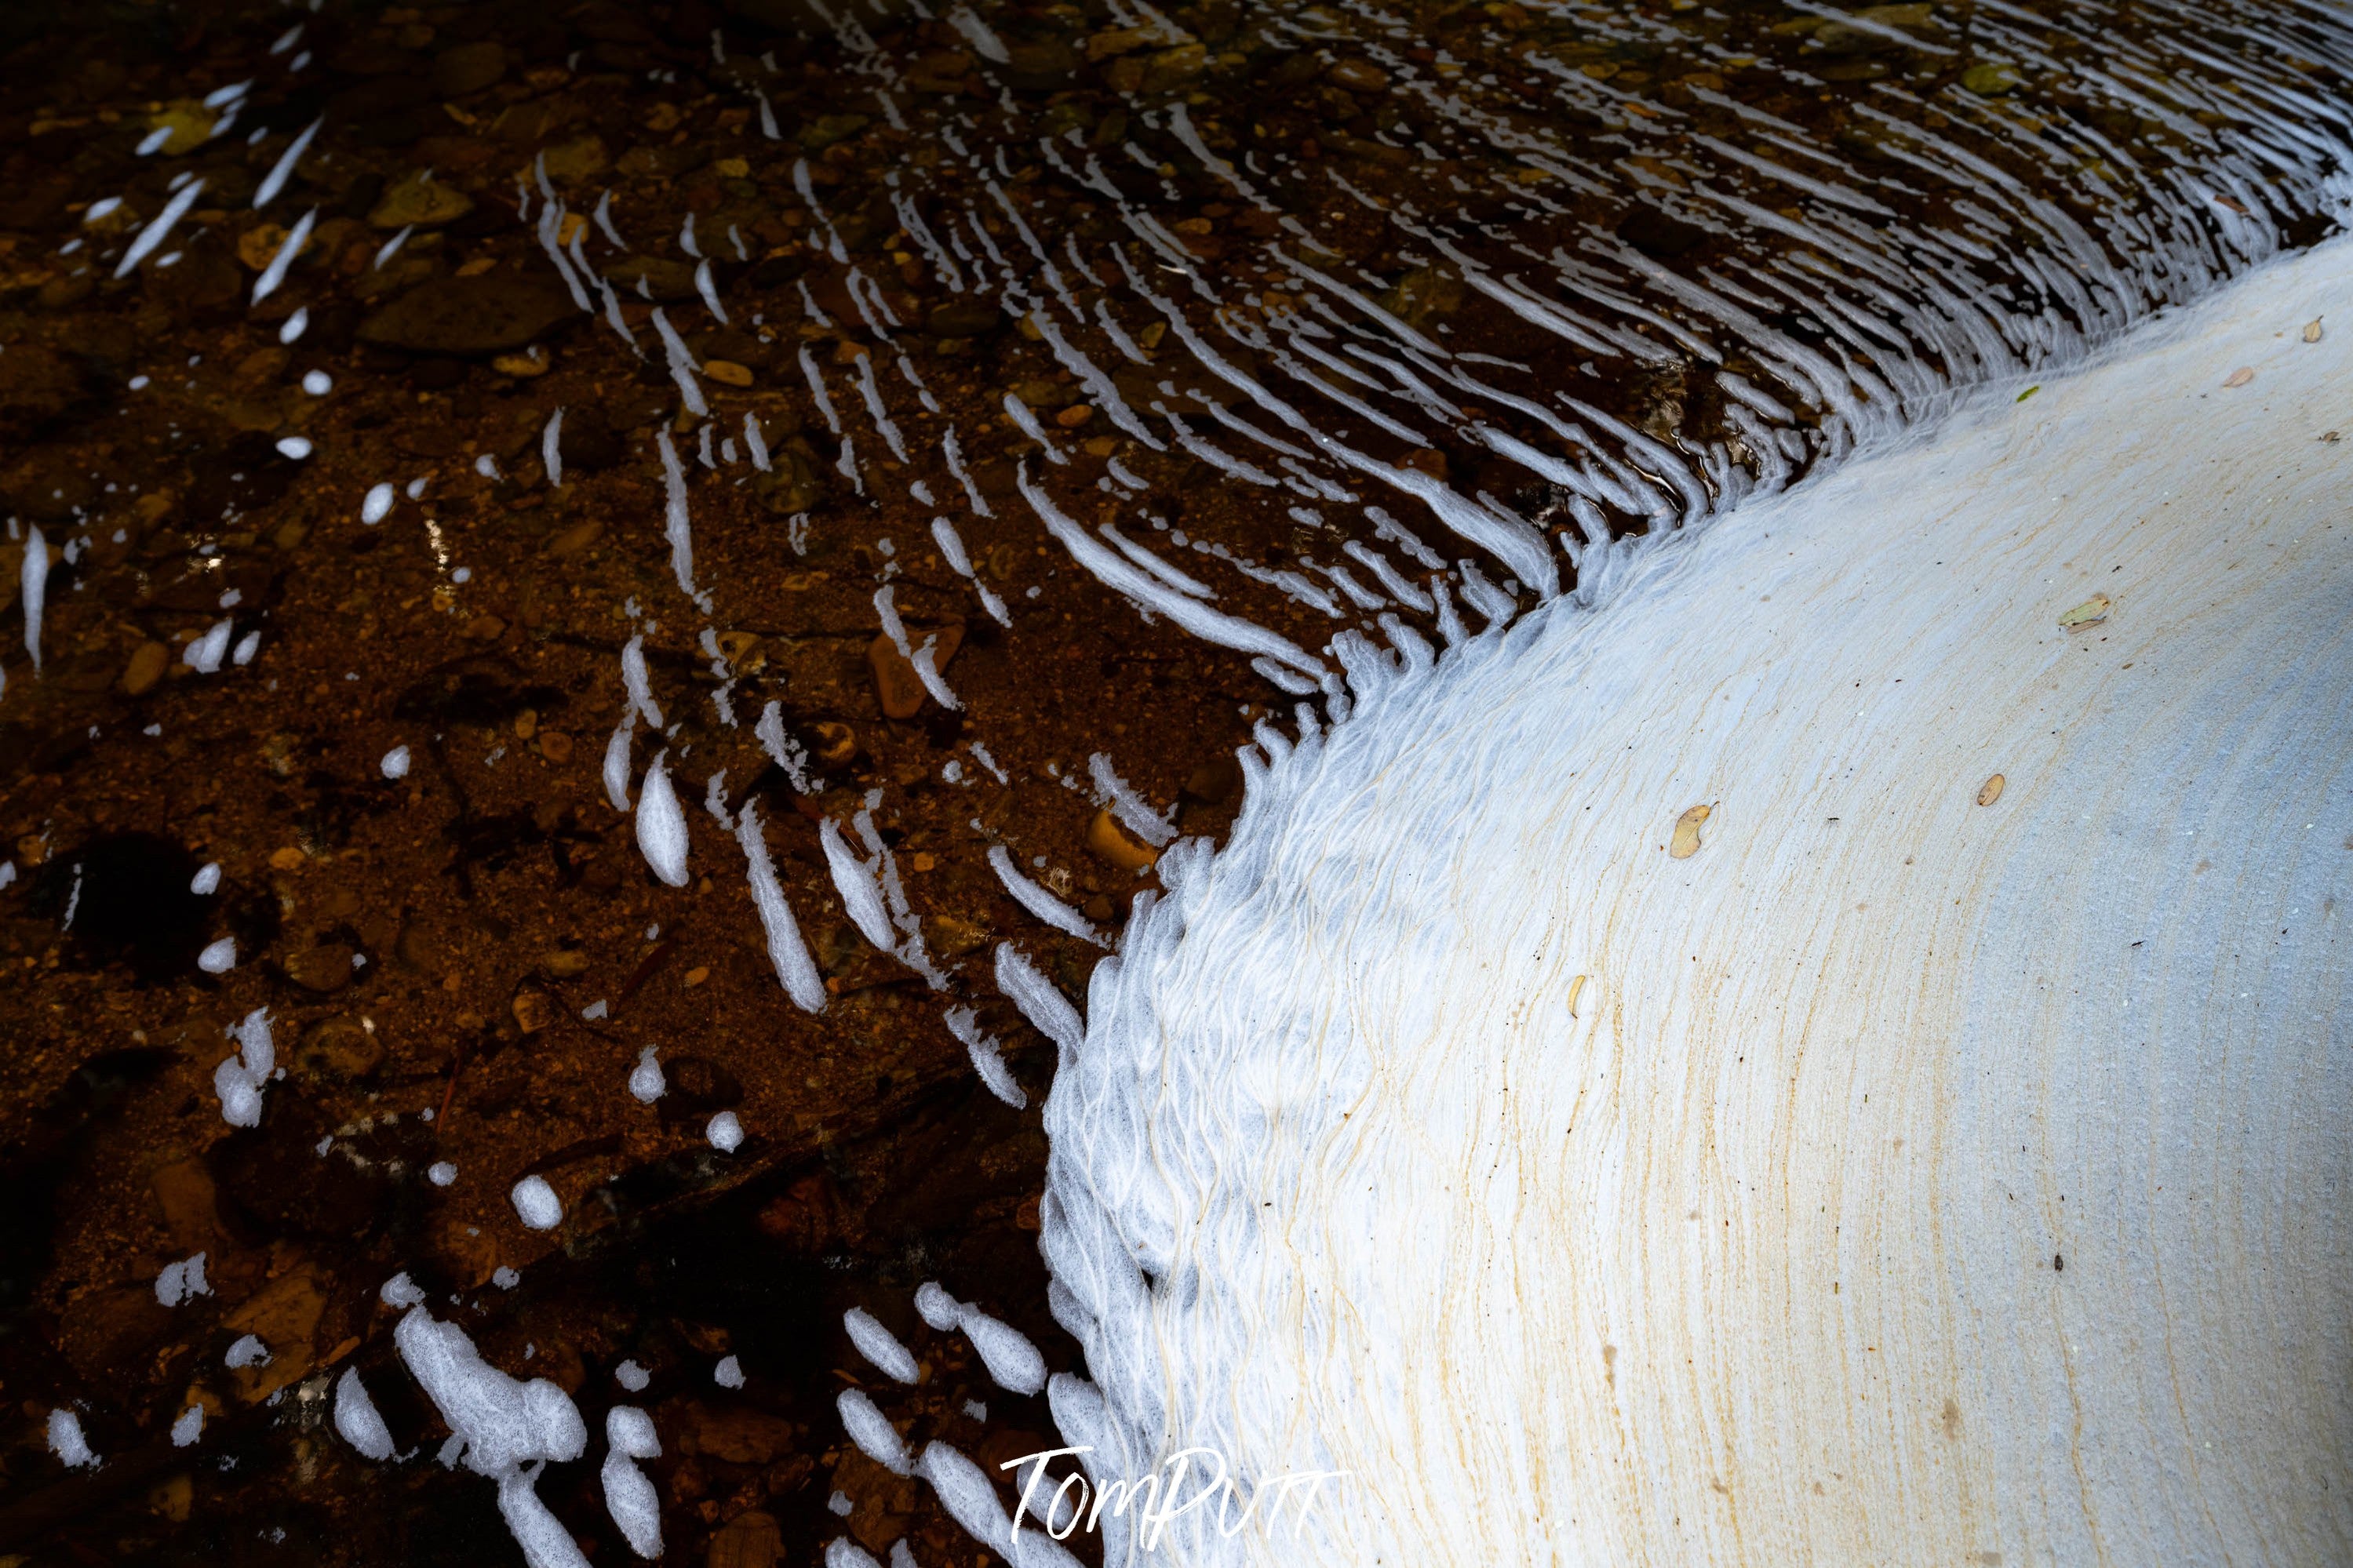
[284,943,359,995]
[358,274,577,357]
[512,985,557,1035]
[868,622,964,719]
[432,40,508,98]
[368,171,478,230]
[606,256,701,302]
[121,641,171,696]
[296,1015,385,1080]
[704,1508,783,1568]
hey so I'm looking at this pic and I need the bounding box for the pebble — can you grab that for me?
[512,987,556,1035]
[432,40,507,97]
[367,172,475,231]
[705,1509,783,1568]
[545,518,605,559]
[866,623,964,719]
[284,944,356,995]
[1328,58,1390,93]
[120,641,171,696]
[296,1015,385,1079]
[703,358,754,387]
[1086,809,1159,873]
[356,274,576,357]
[811,722,858,768]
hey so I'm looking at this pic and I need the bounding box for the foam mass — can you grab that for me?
[1040,238,2353,1563]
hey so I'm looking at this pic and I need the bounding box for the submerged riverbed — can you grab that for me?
[0,0,2345,1563]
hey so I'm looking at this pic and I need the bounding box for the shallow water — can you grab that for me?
[0,0,2346,1562]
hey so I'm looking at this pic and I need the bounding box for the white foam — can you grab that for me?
[838,1388,911,1475]
[628,1047,665,1103]
[154,1252,209,1307]
[635,750,690,887]
[843,1308,920,1384]
[212,1007,274,1127]
[334,1368,395,1461]
[602,1406,664,1558]
[510,1175,563,1231]
[1040,237,2353,1563]
[47,1410,97,1468]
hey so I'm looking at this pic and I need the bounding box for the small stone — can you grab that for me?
[545,518,606,558]
[1960,60,2022,95]
[512,987,556,1035]
[1010,378,1065,410]
[1668,803,1711,860]
[1327,58,1390,93]
[433,40,508,98]
[236,223,304,273]
[122,641,171,697]
[145,102,216,156]
[867,623,964,719]
[359,274,577,358]
[1182,755,1242,805]
[683,966,710,988]
[1086,25,1172,61]
[368,172,476,231]
[220,1269,325,1402]
[701,1504,785,1568]
[605,255,701,302]
[541,948,590,978]
[285,944,357,995]
[1142,43,1209,92]
[1054,403,1095,428]
[296,1015,385,1079]
[490,350,551,378]
[534,135,610,184]
[234,346,290,384]
[927,300,1004,338]
[703,358,753,387]
[1087,809,1159,873]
